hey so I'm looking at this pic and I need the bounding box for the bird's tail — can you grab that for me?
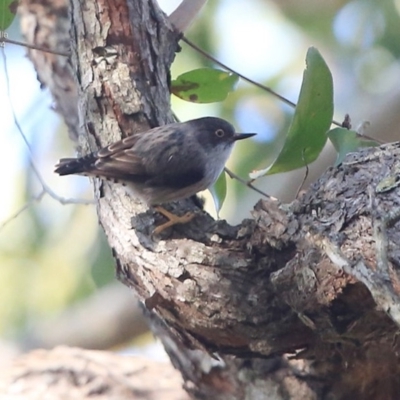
[54,154,97,176]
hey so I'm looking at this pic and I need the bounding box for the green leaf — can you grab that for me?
[327,127,379,165]
[0,0,18,31]
[171,68,239,103]
[209,170,227,217]
[250,47,334,179]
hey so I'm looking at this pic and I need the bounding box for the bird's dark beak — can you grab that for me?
[233,133,256,141]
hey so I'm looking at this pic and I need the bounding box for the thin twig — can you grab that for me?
[182,37,296,108]
[295,148,310,198]
[182,36,343,128]
[0,48,94,229]
[0,190,45,230]
[2,37,69,57]
[224,167,271,199]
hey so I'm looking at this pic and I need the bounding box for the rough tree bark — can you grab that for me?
[13,0,400,399]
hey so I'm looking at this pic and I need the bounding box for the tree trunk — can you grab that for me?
[16,0,400,399]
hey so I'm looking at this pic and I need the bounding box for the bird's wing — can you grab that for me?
[94,134,147,179]
[96,128,206,189]
[55,133,147,180]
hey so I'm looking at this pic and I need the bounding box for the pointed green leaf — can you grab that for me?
[171,68,239,103]
[0,0,18,31]
[250,47,334,179]
[327,127,379,165]
[209,171,227,218]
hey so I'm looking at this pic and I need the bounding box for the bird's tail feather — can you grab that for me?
[54,154,97,176]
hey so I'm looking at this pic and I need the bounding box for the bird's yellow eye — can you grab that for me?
[215,129,225,137]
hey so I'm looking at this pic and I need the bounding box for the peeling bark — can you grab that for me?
[17,0,400,399]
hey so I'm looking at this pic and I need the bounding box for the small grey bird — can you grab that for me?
[55,117,255,233]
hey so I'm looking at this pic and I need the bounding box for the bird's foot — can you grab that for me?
[153,206,196,236]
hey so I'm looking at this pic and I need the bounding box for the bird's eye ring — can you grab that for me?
[215,129,225,137]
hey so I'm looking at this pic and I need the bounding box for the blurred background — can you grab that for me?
[1,0,400,361]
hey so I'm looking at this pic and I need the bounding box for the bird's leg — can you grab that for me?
[153,206,195,235]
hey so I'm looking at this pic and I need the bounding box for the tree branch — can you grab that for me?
[168,0,207,33]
